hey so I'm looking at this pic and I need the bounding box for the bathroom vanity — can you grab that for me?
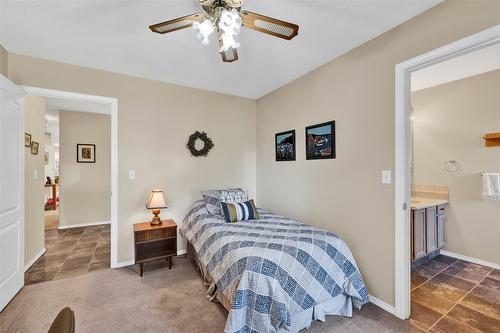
[410,197,448,263]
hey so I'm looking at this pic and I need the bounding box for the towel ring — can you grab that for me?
[444,160,460,173]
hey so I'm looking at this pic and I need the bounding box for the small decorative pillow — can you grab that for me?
[202,190,222,216]
[221,199,259,222]
[220,188,248,204]
[202,188,247,216]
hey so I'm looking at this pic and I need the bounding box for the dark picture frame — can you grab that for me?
[305,121,336,160]
[24,133,32,147]
[275,130,296,161]
[77,144,96,163]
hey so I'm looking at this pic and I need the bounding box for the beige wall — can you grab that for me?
[24,96,45,264]
[256,2,500,306]
[7,54,257,263]
[59,111,111,227]
[412,69,500,265]
[0,44,7,77]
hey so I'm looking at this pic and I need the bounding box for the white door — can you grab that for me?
[0,75,25,311]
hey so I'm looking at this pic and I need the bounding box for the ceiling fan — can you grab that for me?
[149,0,299,63]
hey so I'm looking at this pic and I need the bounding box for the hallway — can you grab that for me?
[25,224,110,285]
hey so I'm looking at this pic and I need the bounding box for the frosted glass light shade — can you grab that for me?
[146,190,167,209]
[193,19,214,45]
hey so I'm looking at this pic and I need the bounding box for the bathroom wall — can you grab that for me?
[412,69,500,265]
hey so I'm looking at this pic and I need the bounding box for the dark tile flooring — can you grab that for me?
[410,255,500,332]
[25,224,110,285]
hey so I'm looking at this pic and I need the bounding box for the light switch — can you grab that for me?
[382,170,392,184]
[34,169,38,179]
[128,170,136,180]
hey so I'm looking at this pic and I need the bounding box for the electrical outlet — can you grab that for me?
[128,170,136,180]
[34,169,38,179]
[382,170,392,184]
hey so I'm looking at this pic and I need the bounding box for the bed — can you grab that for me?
[180,200,368,333]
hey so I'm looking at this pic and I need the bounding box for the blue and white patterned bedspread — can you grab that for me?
[180,200,369,333]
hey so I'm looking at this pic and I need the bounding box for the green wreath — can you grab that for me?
[186,131,214,157]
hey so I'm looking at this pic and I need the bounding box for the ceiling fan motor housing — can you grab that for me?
[197,0,243,9]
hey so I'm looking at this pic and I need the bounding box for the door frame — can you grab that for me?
[394,24,500,319]
[22,86,120,268]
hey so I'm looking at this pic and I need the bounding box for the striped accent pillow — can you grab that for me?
[220,200,259,223]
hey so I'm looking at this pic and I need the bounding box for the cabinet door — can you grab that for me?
[426,206,438,253]
[412,209,426,260]
[437,214,446,248]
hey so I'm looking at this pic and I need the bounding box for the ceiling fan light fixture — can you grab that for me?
[193,19,215,45]
[149,0,299,63]
[218,9,242,52]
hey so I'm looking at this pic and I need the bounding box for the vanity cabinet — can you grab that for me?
[426,206,438,253]
[437,205,446,248]
[411,209,427,260]
[411,204,447,261]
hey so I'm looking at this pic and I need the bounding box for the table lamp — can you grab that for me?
[146,190,167,225]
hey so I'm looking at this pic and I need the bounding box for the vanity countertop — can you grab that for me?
[411,197,448,210]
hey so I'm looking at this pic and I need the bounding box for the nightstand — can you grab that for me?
[133,219,177,277]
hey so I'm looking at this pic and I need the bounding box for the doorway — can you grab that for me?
[22,87,119,278]
[394,24,500,320]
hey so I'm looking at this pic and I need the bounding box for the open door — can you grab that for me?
[0,75,26,311]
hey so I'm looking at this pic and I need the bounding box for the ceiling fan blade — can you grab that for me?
[241,11,299,40]
[220,47,239,63]
[149,13,204,34]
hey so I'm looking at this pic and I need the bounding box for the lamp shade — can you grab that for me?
[146,190,167,209]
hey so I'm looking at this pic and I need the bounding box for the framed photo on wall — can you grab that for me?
[30,141,39,155]
[275,130,296,161]
[77,144,96,163]
[305,121,336,160]
[24,133,32,147]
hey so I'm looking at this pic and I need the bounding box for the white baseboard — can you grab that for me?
[368,294,395,316]
[24,248,46,272]
[112,260,135,268]
[440,250,500,270]
[111,249,188,269]
[58,220,110,230]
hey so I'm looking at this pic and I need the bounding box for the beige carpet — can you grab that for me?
[1,257,419,333]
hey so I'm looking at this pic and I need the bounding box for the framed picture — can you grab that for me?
[275,130,296,161]
[305,121,336,160]
[44,152,49,165]
[77,144,96,163]
[24,133,32,147]
[31,141,39,155]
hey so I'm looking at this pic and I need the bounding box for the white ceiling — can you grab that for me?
[1,0,440,99]
[412,42,500,92]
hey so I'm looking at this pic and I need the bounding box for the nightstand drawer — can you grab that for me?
[136,227,176,242]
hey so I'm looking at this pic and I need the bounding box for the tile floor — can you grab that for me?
[410,255,500,332]
[25,224,110,285]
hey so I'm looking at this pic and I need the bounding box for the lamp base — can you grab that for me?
[150,209,162,226]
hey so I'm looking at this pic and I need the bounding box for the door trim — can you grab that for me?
[22,86,120,269]
[394,24,500,319]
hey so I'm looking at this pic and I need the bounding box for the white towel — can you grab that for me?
[483,173,500,200]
